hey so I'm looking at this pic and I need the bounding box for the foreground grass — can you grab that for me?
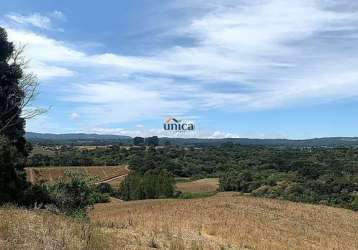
[90,193,358,250]
[0,206,108,250]
[1,193,357,249]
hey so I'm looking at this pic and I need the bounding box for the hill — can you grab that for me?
[25,132,132,145]
[26,132,358,147]
[2,193,357,249]
[89,193,358,249]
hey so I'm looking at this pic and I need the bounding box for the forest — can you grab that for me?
[28,143,358,210]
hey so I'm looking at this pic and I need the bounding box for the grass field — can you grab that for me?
[25,166,129,184]
[89,193,358,250]
[0,205,107,250]
[1,193,357,249]
[175,178,219,193]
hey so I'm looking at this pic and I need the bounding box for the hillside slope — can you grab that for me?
[90,193,358,250]
[1,193,357,249]
[0,206,107,250]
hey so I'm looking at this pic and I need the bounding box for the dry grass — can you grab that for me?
[90,192,358,250]
[25,166,129,184]
[0,206,108,250]
[105,175,128,188]
[176,178,219,193]
[1,193,357,249]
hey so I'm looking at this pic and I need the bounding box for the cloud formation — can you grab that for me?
[3,1,358,136]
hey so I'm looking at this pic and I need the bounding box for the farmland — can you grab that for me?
[175,178,219,193]
[25,166,129,184]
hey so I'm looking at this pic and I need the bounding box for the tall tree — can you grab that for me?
[0,27,35,202]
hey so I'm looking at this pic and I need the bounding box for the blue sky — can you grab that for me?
[1,0,358,139]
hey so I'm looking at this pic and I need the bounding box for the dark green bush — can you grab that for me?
[351,196,358,211]
[47,171,109,216]
[97,182,113,194]
[119,169,175,201]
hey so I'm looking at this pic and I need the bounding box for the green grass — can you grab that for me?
[177,191,217,199]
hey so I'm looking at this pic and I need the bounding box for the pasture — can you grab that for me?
[175,178,219,193]
[25,165,129,184]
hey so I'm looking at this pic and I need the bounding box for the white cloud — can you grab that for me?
[70,112,80,119]
[6,13,52,30]
[29,61,75,79]
[208,131,240,139]
[63,82,191,124]
[5,1,358,134]
[51,10,66,20]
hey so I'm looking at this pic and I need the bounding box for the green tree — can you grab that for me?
[0,27,28,203]
[47,172,109,216]
[119,170,175,201]
[145,136,159,146]
[133,137,144,146]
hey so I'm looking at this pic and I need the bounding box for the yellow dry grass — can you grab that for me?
[0,206,107,250]
[176,178,219,193]
[105,175,128,188]
[90,192,358,250]
[25,165,129,184]
[1,193,357,249]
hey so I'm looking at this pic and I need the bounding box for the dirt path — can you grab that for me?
[26,168,35,184]
[95,165,130,184]
[95,173,129,184]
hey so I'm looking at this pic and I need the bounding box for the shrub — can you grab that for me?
[351,196,358,211]
[47,171,109,216]
[19,183,51,207]
[0,136,27,203]
[119,169,175,201]
[97,182,113,194]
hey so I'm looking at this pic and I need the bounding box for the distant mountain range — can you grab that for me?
[25,132,358,147]
[26,132,131,140]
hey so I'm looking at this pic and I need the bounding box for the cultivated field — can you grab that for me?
[90,193,358,250]
[175,178,219,193]
[25,166,129,184]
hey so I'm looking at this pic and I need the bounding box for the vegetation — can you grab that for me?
[28,143,358,210]
[0,27,28,203]
[25,166,128,184]
[89,193,358,250]
[175,178,219,193]
[45,172,110,217]
[0,205,107,250]
[118,169,175,201]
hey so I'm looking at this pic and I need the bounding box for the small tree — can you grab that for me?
[47,172,109,217]
[133,137,144,146]
[119,170,175,201]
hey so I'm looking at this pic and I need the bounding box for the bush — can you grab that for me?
[0,136,27,203]
[97,183,113,194]
[178,191,216,199]
[351,196,358,211]
[119,169,175,201]
[47,171,109,216]
[19,184,51,207]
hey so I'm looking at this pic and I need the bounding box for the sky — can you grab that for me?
[1,0,358,139]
